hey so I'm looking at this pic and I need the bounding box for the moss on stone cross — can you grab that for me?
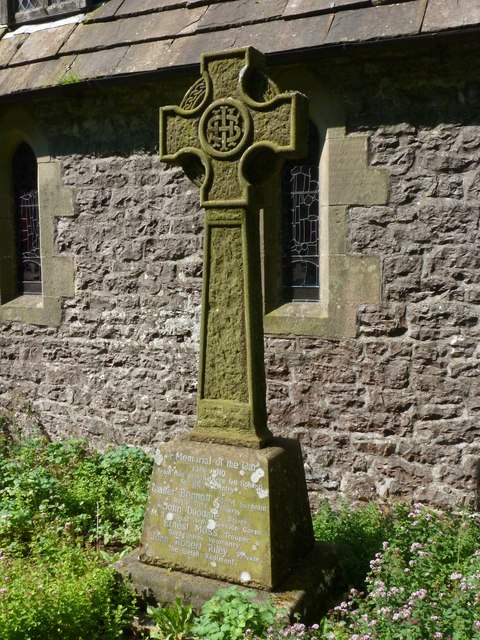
[160,47,308,447]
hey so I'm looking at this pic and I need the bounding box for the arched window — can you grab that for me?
[12,142,42,295]
[281,123,320,302]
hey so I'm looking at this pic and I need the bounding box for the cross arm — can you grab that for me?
[248,92,309,160]
[160,107,202,163]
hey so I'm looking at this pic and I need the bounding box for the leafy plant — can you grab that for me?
[321,503,480,640]
[148,598,195,639]
[312,500,392,592]
[59,71,84,85]
[191,587,279,640]
[0,535,136,640]
[0,436,152,554]
[246,621,322,639]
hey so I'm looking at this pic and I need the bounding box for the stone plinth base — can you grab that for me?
[116,541,338,622]
[139,437,314,590]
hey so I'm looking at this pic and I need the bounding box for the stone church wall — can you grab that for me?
[0,42,479,509]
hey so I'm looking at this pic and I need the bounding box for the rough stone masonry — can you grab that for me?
[0,41,479,510]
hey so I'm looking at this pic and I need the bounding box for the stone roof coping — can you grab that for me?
[0,0,478,98]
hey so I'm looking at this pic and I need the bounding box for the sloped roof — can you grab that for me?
[0,0,478,98]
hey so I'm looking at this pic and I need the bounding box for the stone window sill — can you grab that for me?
[1,295,44,310]
[0,294,65,325]
[264,301,330,337]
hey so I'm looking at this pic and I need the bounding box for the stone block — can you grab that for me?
[140,438,314,590]
[327,135,388,206]
[118,541,338,621]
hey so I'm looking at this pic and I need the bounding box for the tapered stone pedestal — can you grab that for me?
[117,540,338,622]
[139,438,313,590]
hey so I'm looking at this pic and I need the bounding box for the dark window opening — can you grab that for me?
[12,142,42,295]
[281,123,320,302]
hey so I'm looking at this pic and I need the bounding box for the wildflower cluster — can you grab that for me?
[246,621,321,639]
[322,503,480,640]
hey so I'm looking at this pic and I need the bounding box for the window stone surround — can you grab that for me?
[0,107,75,326]
[262,68,387,339]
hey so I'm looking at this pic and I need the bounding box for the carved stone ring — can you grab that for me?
[199,99,251,159]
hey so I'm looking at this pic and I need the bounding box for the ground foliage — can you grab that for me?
[2,432,480,640]
[0,432,152,639]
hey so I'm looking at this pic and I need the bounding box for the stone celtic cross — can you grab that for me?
[160,47,308,448]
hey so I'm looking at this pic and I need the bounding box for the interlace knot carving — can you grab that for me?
[205,104,244,153]
[181,78,207,111]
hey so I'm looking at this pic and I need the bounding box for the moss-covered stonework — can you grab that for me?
[203,223,248,404]
[160,47,308,447]
[140,438,314,590]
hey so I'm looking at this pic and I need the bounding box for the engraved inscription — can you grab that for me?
[141,442,270,584]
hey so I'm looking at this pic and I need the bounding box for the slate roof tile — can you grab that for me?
[61,6,205,54]
[114,0,187,18]
[67,46,129,79]
[284,0,368,19]
[0,0,477,99]
[84,0,126,21]
[9,23,76,65]
[325,0,427,44]
[166,24,237,67]
[197,0,288,32]
[0,33,28,68]
[0,54,76,94]
[234,14,334,53]
[422,0,480,33]
[116,39,173,74]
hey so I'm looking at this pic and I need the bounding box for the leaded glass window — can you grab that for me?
[282,124,320,302]
[15,0,41,9]
[12,143,42,295]
[12,0,89,24]
[15,0,72,10]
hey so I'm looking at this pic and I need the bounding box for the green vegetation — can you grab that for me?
[149,504,480,640]
[0,433,152,639]
[59,71,84,85]
[148,598,195,640]
[0,434,152,554]
[191,587,279,640]
[319,502,480,640]
[1,432,479,639]
[312,500,391,593]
